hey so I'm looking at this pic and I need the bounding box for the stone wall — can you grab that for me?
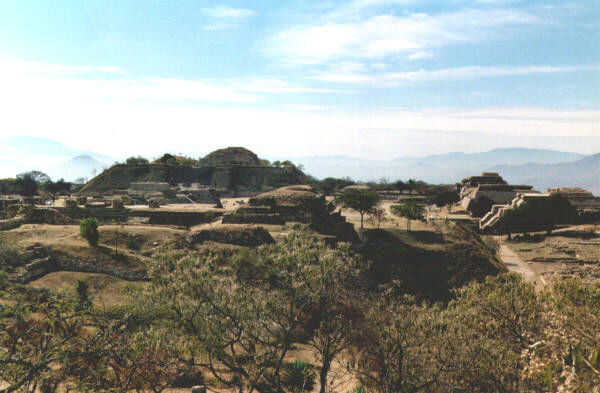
[130,182,170,192]
[128,210,223,227]
[15,250,147,284]
[222,213,286,225]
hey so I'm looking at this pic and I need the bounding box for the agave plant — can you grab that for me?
[281,360,316,393]
[348,386,366,393]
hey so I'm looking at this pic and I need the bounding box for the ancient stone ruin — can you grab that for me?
[223,185,358,242]
[457,172,537,216]
[77,147,303,197]
[479,187,600,232]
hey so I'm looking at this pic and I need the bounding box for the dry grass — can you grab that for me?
[29,271,144,306]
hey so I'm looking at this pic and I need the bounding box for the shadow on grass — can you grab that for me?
[354,228,501,302]
[549,230,599,239]
[403,230,447,244]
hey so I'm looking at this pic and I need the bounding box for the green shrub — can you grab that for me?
[0,269,7,290]
[75,279,90,310]
[281,360,316,393]
[126,235,141,250]
[80,218,99,246]
[0,234,22,270]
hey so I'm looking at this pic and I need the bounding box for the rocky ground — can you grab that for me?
[493,224,600,285]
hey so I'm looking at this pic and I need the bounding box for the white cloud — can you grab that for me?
[1,59,597,160]
[265,8,540,65]
[312,64,598,85]
[200,6,256,30]
[407,51,433,60]
[0,59,343,106]
[2,88,598,159]
[200,6,256,19]
[0,58,122,75]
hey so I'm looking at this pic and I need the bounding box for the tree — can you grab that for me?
[17,170,51,184]
[351,292,452,393]
[158,153,177,165]
[142,231,366,393]
[0,294,87,393]
[393,180,407,193]
[366,206,388,228]
[335,190,380,230]
[80,218,99,246]
[390,202,425,231]
[433,191,459,212]
[42,178,71,194]
[125,156,149,165]
[319,177,355,196]
[15,171,46,196]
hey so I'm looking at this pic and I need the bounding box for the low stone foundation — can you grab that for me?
[14,247,147,284]
[222,213,285,225]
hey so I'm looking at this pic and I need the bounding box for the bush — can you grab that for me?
[126,235,141,250]
[80,218,99,246]
[125,156,149,165]
[280,361,316,393]
[0,234,22,271]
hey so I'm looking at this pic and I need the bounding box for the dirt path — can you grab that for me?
[494,236,547,289]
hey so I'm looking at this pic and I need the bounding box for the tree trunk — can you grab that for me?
[360,213,364,230]
[319,359,331,393]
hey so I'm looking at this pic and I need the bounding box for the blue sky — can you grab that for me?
[0,0,598,159]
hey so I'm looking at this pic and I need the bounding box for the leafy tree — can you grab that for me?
[351,291,452,393]
[335,189,381,230]
[390,202,425,231]
[42,178,71,194]
[393,180,407,193]
[0,294,88,393]
[366,206,388,228]
[15,172,40,196]
[142,231,366,393]
[18,170,51,184]
[319,177,355,196]
[157,153,177,165]
[80,218,99,246]
[433,191,459,212]
[125,155,149,165]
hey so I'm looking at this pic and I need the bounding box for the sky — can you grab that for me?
[0,0,599,160]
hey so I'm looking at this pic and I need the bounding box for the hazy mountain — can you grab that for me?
[47,155,108,182]
[0,136,113,179]
[2,135,112,160]
[290,148,586,184]
[407,148,584,168]
[491,153,600,195]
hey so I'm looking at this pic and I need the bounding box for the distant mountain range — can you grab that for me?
[0,136,113,180]
[288,148,599,194]
[289,148,585,181]
[1,136,598,195]
[491,153,600,194]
